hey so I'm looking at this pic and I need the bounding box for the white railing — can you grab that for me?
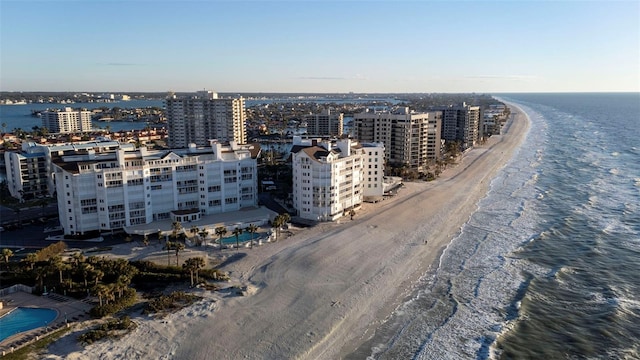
[0,284,34,297]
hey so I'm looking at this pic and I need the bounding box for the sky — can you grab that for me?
[1,0,639,93]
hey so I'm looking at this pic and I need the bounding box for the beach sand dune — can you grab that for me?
[55,104,529,360]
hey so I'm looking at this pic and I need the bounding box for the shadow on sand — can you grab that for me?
[217,253,247,268]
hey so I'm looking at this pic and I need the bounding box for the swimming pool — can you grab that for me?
[0,307,58,342]
[220,231,261,245]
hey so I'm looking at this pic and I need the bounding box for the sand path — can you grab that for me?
[58,103,529,360]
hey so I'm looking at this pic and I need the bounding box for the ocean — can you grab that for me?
[351,93,640,359]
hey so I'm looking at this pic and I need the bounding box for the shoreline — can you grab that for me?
[52,103,530,359]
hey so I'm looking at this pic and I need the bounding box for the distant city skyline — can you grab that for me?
[1,1,638,93]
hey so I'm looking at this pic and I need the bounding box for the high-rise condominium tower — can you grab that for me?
[354,107,441,171]
[41,107,93,133]
[166,90,246,148]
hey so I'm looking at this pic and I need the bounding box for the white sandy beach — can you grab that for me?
[44,104,529,360]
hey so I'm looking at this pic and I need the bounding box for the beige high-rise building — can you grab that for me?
[439,102,481,150]
[41,107,92,133]
[304,109,343,137]
[166,90,246,148]
[354,107,441,171]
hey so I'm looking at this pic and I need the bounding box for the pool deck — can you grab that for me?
[0,291,92,352]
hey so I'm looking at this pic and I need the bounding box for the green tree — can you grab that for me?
[81,263,94,289]
[232,227,243,251]
[48,255,69,285]
[165,241,174,266]
[23,252,37,271]
[2,248,14,270]
[189,226,199,243]
[94,284,111,306]
[91,269,104,286]
[246,224,258,249]
[114,274,132,298]
[215,226,227,251]
[183,257,205,287]
[71,252,85,268]
[171,221,183,243]
[174,242,185,266]
[198,229,209,248]
[34,266,47,293]
[272,213,290,241]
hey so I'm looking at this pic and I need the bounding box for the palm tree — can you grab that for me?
[23,252,37,271]
[191,257,205,284]
[232,227,243,251]
[246,224,259,249]
[198,229,209,248]
[115,274,131,298]
[94,284,111,306]
[189,226,199,244]
[80,263,94,289]
[174,242,185,266]
[48,255,68,285]
[165,241,174,266]
[183,259,196,286]
[280,213,291,224]
[171,221,183,243]
[91,269,104,286]
[272,216,283,241]
[2,248,13,270]
[71,252,85,268]
[34,266,47,293]
[272,213,290,241]
[215,226,227,251]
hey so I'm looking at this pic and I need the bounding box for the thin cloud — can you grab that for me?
[298,76,347,80]
[298,75,368,81]
[104,62,142,66]
[465,75,538,81]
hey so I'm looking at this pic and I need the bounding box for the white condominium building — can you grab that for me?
[52,141,258,236]
[166,90,246,148]
[4,140,128,200]
[304,109,344,137]
[41,107,93,133]
[291,137,384,222]
[354,107,442,171]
